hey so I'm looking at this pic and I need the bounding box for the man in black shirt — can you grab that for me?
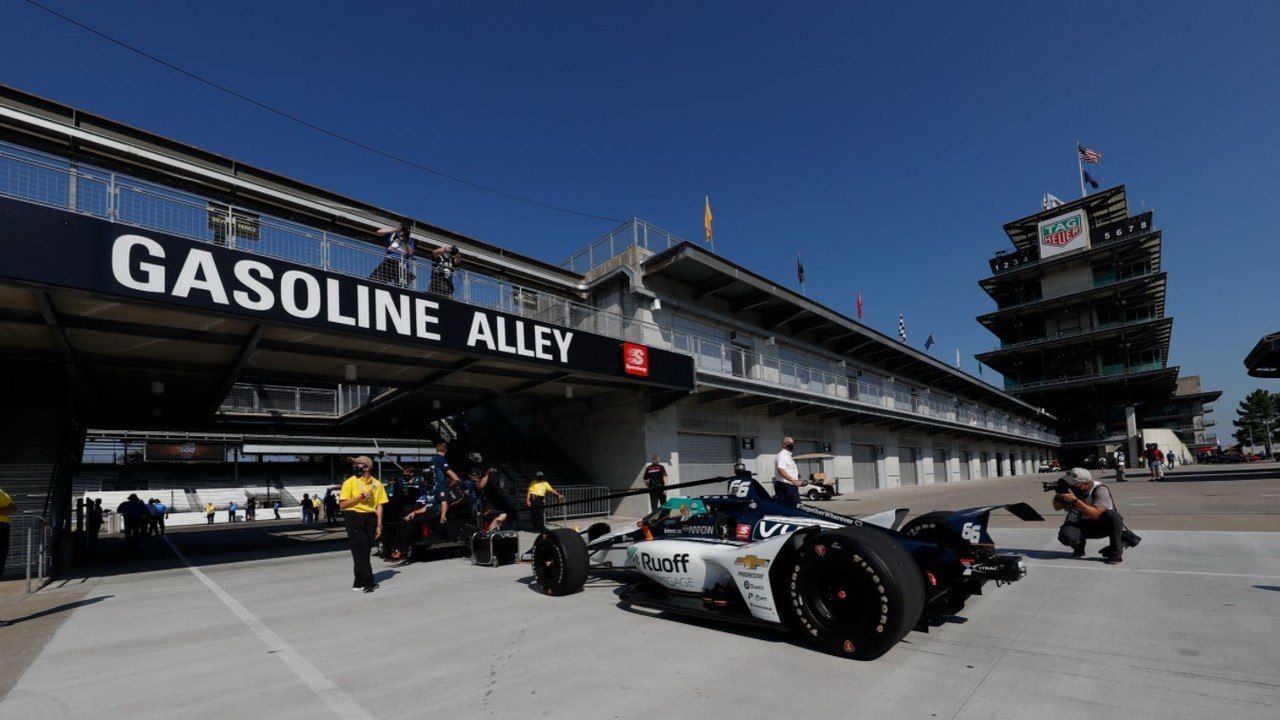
[642,455,668,513]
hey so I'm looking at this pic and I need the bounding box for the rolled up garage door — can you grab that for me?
[676,432,737,495]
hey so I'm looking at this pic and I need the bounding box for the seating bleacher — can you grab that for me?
[193,488,248,509]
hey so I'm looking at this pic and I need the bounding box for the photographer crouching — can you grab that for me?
[1051,467,1141,564]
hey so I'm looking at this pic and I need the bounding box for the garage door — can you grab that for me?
[932,448,949,483]
[676,433,737,495]
[899,447,919,486]
[959,450,972,481]
[851,443,878,491]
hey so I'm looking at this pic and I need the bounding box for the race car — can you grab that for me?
[529,475,1042,660]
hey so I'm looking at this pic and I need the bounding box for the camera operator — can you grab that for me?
[1053,467,1140,564]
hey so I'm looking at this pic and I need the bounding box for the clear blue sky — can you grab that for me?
[4,1,1277,442]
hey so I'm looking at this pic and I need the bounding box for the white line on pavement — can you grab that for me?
[1025,561,1280,580]
[163,537,374,720]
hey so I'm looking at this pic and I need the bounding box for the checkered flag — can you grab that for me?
[898,313,907,343]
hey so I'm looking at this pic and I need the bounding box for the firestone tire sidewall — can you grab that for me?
[779,527,925,660]
[532,528,588,596]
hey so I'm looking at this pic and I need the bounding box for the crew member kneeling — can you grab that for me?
[1053,467,1140,564]
[340,456,389,593]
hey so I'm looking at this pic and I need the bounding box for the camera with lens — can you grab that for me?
[1041,478,1071,494]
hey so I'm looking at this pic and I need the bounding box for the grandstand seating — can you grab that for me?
[82,489,191,512]
[193,488,248,509]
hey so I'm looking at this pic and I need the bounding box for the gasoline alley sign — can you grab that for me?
[1036,209,1091,259]
[0,197,694,389]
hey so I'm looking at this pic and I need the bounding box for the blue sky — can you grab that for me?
[4,1,1276,442]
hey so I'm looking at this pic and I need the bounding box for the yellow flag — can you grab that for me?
[703,195,713,243]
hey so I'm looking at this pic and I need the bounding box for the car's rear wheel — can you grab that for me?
[532,528,588,596]
[776,525,924,660]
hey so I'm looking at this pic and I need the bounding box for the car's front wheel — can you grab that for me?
[532,528,588,596]
[775,525,925,660]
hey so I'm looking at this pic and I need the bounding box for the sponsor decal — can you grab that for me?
[735,523,751,541]
[638,552,690,574]
[735,570,765,580]
[668,521,716,537]
[755,520,802,539]
[734,554,769,571]
[815,544,826,557]
[1040,216,1082,247]
[1036,209,1091,258]
[622,342,649,377]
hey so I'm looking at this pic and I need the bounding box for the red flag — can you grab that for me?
[856,290,864,319]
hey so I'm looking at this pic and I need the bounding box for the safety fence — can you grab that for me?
[3,513,51,592]
[543,485,612,522]
[558,218,687,274]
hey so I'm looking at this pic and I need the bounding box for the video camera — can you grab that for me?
[1041,478,1072,494]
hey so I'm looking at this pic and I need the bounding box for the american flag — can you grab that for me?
[1077,144,1102,164]
[898,313,907,343]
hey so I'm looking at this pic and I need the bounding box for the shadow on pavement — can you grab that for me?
[2,595,112,625]
[1002,547,1076,560]
[1254,585,1280,592]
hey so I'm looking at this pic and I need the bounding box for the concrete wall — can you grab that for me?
[1140,428,1194,466]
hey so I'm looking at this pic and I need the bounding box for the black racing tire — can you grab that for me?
[776,525,925,660]
[898,510,961,545]
[532,528,588,596]
[586,522,612,542]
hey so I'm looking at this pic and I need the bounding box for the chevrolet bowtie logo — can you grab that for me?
[735,555,769,571]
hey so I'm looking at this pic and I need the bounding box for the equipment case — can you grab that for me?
[470,530,519,566]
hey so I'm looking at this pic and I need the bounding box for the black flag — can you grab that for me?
[796,253,805,284]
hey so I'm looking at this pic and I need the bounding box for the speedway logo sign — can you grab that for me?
[1036,209,1091,259]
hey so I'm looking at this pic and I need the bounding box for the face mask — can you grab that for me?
[783,443,794,451]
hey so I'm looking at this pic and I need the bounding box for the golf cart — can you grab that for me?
[793,452,839,501]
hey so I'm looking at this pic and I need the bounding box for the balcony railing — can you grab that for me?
[219,383,391,418]
[558,218,689,274]
[992,315,1164,352]
[1005,359,1167,391]
[990,268,1157,313]
[0,142,1058,445]
[670,330,1057,443]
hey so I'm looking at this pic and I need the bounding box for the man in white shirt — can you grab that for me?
[773,437,801,507]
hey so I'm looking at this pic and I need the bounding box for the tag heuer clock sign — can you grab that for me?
[1037,209,1091,258]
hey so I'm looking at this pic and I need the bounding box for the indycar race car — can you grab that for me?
[530,475,1042,660]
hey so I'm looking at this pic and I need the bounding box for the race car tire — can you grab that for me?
[586,522,612,542]
[532,528,588,596]
[897,510,962,545]
[777,525,925,660]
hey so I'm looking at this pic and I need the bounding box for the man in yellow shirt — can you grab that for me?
[525,471,563,532]
[0,487,13,584]
[339,456,389,593]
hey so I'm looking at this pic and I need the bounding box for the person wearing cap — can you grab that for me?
[372,223,416,287]
[339,455,389,592]
[1053,467,1140,564]
[428,243,462,297]
[642,455,668,513]
[525,471,563,532]
[470,466,509,531]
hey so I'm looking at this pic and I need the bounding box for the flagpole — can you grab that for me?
[1076,141,1086,198]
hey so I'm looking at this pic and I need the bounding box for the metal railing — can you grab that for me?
[991,269,1157,312]
[992,315,1164,352]
[558,218,690,274]
[219,383,392,417]
[544,485,612,521]
[1005,359,1167,391]
[4,513,51,592]
[669,329,1057,442]
[0,142,1056,444]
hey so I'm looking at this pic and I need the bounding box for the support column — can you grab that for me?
[1125,404,1139,461]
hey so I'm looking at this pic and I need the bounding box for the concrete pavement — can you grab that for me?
[2,464,1279,719]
